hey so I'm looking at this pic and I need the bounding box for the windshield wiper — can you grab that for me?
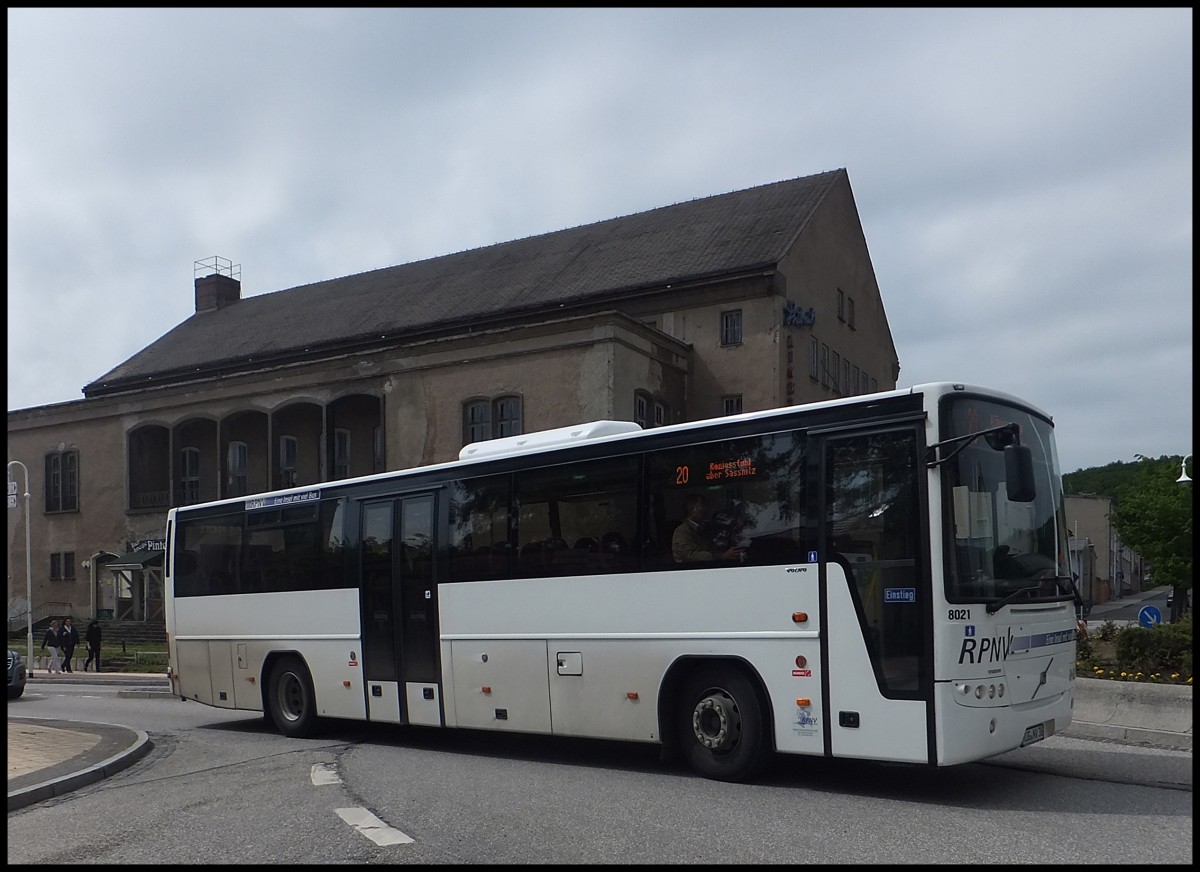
[985,585,1042,615]
[986,577,1079,615]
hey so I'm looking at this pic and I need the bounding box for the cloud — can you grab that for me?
[6,8,1192,474]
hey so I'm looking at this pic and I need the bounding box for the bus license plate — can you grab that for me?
[1020,723,1046,747]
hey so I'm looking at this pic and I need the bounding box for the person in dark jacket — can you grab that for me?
[84,619,103,672]
[59,616,80,672]
[42,619,63,674]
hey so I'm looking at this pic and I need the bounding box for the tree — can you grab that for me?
[1108,455,1192,622]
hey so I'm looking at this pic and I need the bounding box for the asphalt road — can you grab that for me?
[7,682,1192,865]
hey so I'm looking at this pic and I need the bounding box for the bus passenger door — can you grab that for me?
[361,500,403,723]
[359,492,443,727]
[816,426,933,764]
[396,493,442,726]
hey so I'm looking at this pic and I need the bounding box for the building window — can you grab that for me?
[820,344,829,388]
[495,395,523,438]
[809,337,819,381]
[831,351,841,392]
[334,429,351,479]
[464,400,491,443]
[227,441,248,496]
[860,370,870,395]
[373,426,385,473]
[848,297,856,330]
[44,449,79,513]
[279,435,298,488]
[852,365,860,396]
[634,390,669,428]
[722,395,743,416]
[843,359,851,397]
[634,392,650,428]
[720,310,743,346]
[837,288,845,322]
[181,447,201,505]
[654,400,668,427]
[50,551,75,581]
[463,395,524,443]
[870,377,878,393]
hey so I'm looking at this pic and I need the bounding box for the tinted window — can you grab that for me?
[643,431,807,570]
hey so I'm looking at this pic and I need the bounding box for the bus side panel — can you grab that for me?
[176,640,216,706]
[449,640,552,733]
[366,680,403,724]
[172,590,367,721]
[546,642,664,741]
[542,638,826,755]
[440,569,822,749]
[759,636,826,757]
[232,642,263,712]
[208,640,236,708]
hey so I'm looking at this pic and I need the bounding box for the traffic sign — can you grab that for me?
[1138,605,1163,628]
[6,495,16,509]
[7,480,17,496]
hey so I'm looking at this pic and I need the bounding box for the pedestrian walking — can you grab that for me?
[60,616,80,672]
[84,618,103,672]
[42,619,63,674]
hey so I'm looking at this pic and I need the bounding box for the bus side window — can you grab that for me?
[744,536,801,565]
[519,540,545,576]
[600,531,630,570]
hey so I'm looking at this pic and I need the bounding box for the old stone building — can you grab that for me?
[1064,494,1147,609]
[7,168,899,629]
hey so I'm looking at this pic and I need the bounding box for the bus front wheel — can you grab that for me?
[267,656,319,738]
[677,665,767,782]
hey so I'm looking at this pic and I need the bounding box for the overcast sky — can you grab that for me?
[7,8,1192,474]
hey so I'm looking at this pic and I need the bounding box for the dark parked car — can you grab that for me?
[8,648,28,699]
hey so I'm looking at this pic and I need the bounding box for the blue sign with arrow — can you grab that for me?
[1138,605,1163,628]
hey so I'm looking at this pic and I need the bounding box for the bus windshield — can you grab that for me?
[941,395,1071,607]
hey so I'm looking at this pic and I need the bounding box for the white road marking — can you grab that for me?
[311,763,341,785]
[335,807,414,846]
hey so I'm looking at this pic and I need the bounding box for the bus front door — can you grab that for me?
[360,492,443,727]
[817,426,934,764]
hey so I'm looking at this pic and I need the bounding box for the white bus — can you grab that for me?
[164,382,1080,782]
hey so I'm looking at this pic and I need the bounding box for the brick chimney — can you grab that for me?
[194,256,242,312]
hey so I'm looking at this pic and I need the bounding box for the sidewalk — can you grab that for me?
[7,671,167,811]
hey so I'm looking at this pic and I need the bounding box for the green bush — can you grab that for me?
[1095,620,1120,641]
[1114,617,1192,676]
[1077,615,1192,684]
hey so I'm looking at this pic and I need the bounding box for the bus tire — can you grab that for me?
[267,655,319,738]
[677,665,767,783]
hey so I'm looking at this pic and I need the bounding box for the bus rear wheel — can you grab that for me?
[677,665,767,782]
[267,656,319,738]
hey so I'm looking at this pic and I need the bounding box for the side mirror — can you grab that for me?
[1004,444,1036,502]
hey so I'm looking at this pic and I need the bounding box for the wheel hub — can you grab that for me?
[692,692,741,750]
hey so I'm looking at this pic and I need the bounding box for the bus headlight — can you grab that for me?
[975,685,985,699]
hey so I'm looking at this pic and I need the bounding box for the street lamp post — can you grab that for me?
[1178,454,1192,483]
[7,460,34,673]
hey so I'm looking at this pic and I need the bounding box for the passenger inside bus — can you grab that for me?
[672,494,744,563]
